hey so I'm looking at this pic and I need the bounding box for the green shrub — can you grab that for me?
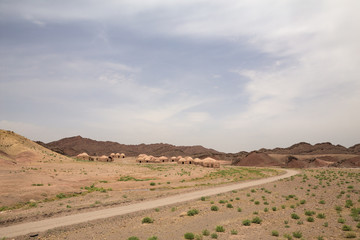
[272,207,277,211]
[219,200,226,204]
[202,229,210,236]
[335,205,342,211]
[211,205,218,211]
[345,232,356,238]
[283,233,293,240]
[147,237,158,240]
[237,207,242,212]
[128,237,139,240]
[345,200,353,208]
[194,234,202,240]
[264,207,268,212]
[300,200,306,204]
[142,217,154,223]
[150,182,156,186]
[230,229,238,235]
[210,233,218,239]
[252,216,262,224]
[200,196,206,201]
[342,225,352,231]
[317,213,326,219]
[307,217,314,222]
[215,225,225,232]
[226,203,233,208]
[338,218,345,223]
[187,209,199,216]
[242,219,251,226]
[318,200,325,204]
[292,231,302,238]
[291,213,300,219]
[254,201,260,205]
[271,230,279,236]
[357,222,360,229]
[305,210,315,216]
[184,232,195,239]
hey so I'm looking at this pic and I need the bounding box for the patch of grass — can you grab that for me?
[342,225,352,231]
[242,219,251,226]
[187,209,199,216]
[211,205,219,211]
[210,233,218,239]
[292,231,302,238]
[252,216,262,224]
[271,230,279,237]
[230,229,237,235]
[184,232,195,239]
[142,217,154,224]
[202,229,210,236]
[215,225,225,232]
[345,232,356,238]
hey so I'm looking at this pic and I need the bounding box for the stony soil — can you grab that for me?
[13,168,360,240]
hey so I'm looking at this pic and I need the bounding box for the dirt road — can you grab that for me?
[0,169,298,238]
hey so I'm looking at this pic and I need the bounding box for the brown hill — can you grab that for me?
[235,152,283,167]
[43,136,223,158]
[0,129,71,165]
[260,142,358,155]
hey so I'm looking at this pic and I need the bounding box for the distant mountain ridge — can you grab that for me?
[40,136,360,158]
[259,142,360,155]
[39,136,223,158]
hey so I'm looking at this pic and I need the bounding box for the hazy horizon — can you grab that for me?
[1,1,360,152]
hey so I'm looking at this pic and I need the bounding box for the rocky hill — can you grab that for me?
[40,136,223,158]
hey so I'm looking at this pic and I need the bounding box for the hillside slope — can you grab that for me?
[0,130,69,165]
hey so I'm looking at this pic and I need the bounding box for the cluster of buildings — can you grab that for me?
[75,152,125,162]
[136,154,220,168]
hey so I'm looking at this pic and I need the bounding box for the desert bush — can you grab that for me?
[252,216,262,224]
[210,233,218,239]
[338,218,345,223]
[226,203,233,208]
[242,219,251,226]
[128,237,139,240]
[237,207,242,212]
[142,217,154,223]
[230,229,238,235]
[211,205,218,211]
[272,206,277,211]
[219,200,226,204]
[254,201,260,205]
[307,217,314,222]
[300,200,306,204]
[200,196,206,201]
[150,182,156,186]
[345,232,356,238]
[319,200,325,204]
[271,230,279,236]
[202,229,210,236]
[317,213,326,219]
[187,209,199,216]
[357,222,360,228]
[194,235,203,240]
[345,199,353,208]
[305,210,315,216]
[291,213,300,219]
[264,207,268,212]
[147,237,158,240]
[317,236,324,240]
[342,225,352,231]
[184,232,195,239]
[283,233,293,240]
[215,225,225,232]
[292,231,302,238]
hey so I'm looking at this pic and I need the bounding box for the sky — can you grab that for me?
[1,0,360,153]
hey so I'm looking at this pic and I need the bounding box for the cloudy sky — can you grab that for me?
[1,1,360,152]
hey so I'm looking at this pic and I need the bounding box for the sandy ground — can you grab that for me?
[4,168,358,240]
[0,169,297,238]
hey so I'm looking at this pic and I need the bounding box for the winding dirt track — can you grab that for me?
[0,169,298,238]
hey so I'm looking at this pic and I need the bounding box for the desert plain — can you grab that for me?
[0,130,359,240]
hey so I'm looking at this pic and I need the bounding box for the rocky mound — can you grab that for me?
[261,142,358,155]
[235,152,283,167]
[44,136,223,158]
